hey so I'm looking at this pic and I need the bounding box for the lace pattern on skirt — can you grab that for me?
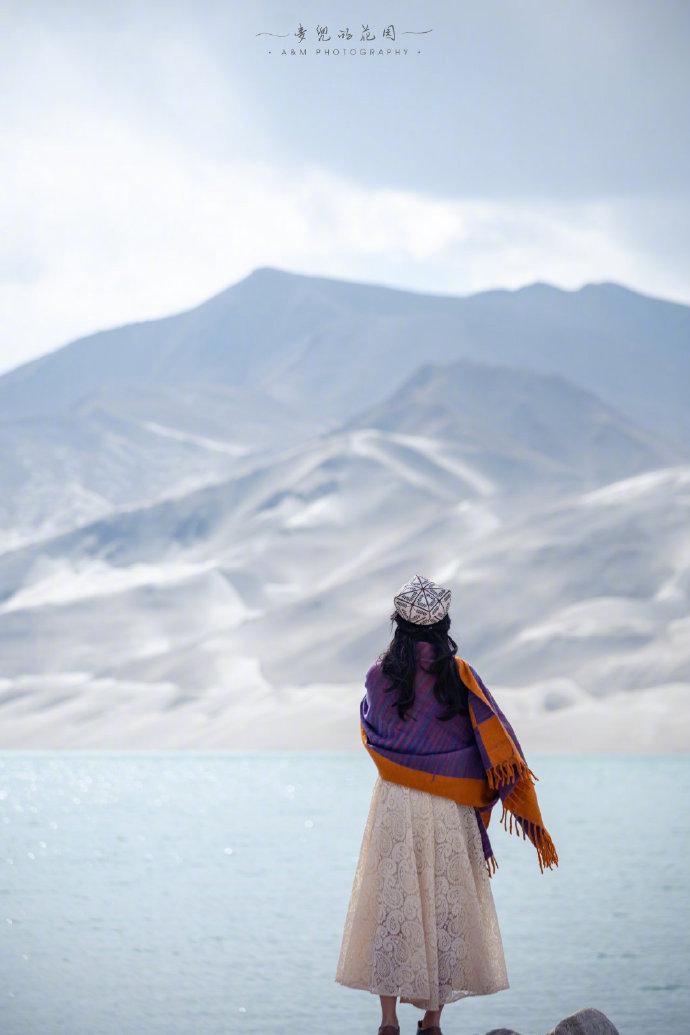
[335,775,509,1010]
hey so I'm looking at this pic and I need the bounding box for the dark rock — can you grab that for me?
[548,1007,620,1035]
[485,1029,522,1035]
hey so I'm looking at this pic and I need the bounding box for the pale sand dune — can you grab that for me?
[0,272,688,750]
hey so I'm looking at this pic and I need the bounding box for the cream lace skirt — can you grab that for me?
[335,775,509,1011]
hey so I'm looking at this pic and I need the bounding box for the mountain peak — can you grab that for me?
[243,265,291,281]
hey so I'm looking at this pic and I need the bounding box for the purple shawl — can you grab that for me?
[360,641,558,874]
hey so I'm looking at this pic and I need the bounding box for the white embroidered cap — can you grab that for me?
[393,574,452,626]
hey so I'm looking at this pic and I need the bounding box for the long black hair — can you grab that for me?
[378,610,470,722]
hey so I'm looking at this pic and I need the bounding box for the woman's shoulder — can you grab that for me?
[365,658,382,685]
[456,655,475,678]
[365,657,390,691]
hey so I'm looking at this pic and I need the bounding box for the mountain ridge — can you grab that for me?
[2,267,688,445]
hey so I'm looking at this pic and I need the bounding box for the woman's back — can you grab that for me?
[335,573,555,1034]
[364,640,477,750]
[336,575,510,1025]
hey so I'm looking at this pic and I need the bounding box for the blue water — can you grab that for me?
[0,753,688,1035]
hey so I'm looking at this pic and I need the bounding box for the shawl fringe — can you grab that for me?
[500,804,559,873]
[485,759,538,790]
[459,657,558,874]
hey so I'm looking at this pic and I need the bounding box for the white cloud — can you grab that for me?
[1,12,688,376]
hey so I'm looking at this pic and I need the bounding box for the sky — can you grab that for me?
[1,0,689,375]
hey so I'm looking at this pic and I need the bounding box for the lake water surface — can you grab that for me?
[0,752,688,1034]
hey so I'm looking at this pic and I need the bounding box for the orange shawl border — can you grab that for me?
[359,721,495,807]
[457,658,559,873]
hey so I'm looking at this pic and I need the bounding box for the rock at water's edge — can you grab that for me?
[548,1007,620,1035]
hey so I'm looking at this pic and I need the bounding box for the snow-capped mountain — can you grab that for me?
[0,268,688,749]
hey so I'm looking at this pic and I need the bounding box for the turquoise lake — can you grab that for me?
[0,753,688,1034]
